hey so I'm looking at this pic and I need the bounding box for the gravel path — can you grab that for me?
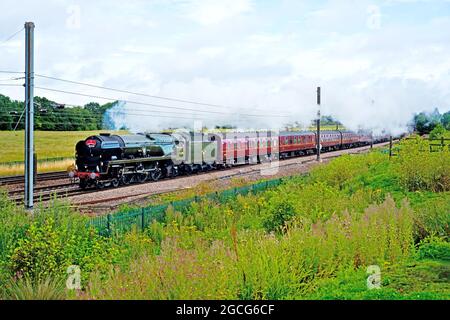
[68,142,391,215]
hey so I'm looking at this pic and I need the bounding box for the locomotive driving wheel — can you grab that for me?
[79,179,88,190]
[95,181,105,189]
[150,168,162,181]
[135,172,148,183]
[111,178,120,188]
[121,174,132,185]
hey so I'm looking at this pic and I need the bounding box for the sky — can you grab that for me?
[0,0,449,133]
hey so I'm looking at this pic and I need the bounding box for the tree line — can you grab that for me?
[412,108,450,136]
[0,94,115,131]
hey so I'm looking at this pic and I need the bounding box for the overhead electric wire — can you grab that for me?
[0,84,23,87]
[0,106,213,119]
[0,70,24,74]
[1,27,24,44]
[34,73,282,114]
[34,86,291,119]
[0,76,24,81]
[0,110,206,124]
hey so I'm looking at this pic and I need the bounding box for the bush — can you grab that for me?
[395,137,450,192]
[417,236,450,261]
[262,201,296,233]
[0,197,120,289]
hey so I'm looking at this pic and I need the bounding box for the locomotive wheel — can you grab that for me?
[79,179,88,190]
[136,173,148,183]
[121,175,132,185]
[112,178,120,188]
[96,181,105,189]
[150,168,162,181]
[184,165,193,175]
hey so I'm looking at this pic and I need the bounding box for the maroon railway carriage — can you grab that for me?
[221,132,278,164]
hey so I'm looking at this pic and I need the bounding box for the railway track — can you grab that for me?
[10,185,97,205]
[8,141,393,207]
[0,171,68,186]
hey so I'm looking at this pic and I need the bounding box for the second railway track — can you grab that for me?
[0,171,69,186]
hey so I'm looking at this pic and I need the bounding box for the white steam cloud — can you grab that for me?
[102,76,448,135]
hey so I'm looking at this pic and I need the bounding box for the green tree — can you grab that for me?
[442,111,450,130]
[429,123,446,139]
[414,109,441,135]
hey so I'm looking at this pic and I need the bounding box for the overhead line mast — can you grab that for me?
[24,21,35,210]
[316,86,321,162]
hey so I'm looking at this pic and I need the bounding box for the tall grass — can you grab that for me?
[0,159,75,176]
[83,197,414,300]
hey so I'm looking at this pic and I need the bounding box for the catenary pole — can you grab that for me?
[316,87,321,162]
[24,22,35,210]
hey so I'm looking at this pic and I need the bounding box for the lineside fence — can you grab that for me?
[385,136,450,158]
[428,137,450,152]
[89,177,289,236]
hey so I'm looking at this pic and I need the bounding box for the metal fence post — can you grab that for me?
[141,208,145,231]
[107,214,111,236]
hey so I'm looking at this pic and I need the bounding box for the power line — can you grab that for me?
[0,70,24,74]
[0,110,205,124]
[0,107,210,119]
[0,77,24,81]
[0,84,23,87]
[34,73,280,114]
[34,86,291,119]
[1,27,24,45]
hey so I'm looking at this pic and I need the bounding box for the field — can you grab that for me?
[0,134,448,300]
[0,130,127,176]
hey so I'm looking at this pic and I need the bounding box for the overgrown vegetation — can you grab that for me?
[0,135,448,300]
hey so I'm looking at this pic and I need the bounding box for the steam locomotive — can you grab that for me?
[70,130,389,189]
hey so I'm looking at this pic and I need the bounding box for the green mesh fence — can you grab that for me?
[89,176,290,236]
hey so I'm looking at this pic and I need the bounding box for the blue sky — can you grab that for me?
[1,0,449,132]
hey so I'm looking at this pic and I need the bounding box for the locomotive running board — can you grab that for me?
[107,156,172,165]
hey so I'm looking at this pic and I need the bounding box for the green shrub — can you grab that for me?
[395,137,450,192]
[9,213,119,286]
[417,236,450,261]
[262,201,296,233]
